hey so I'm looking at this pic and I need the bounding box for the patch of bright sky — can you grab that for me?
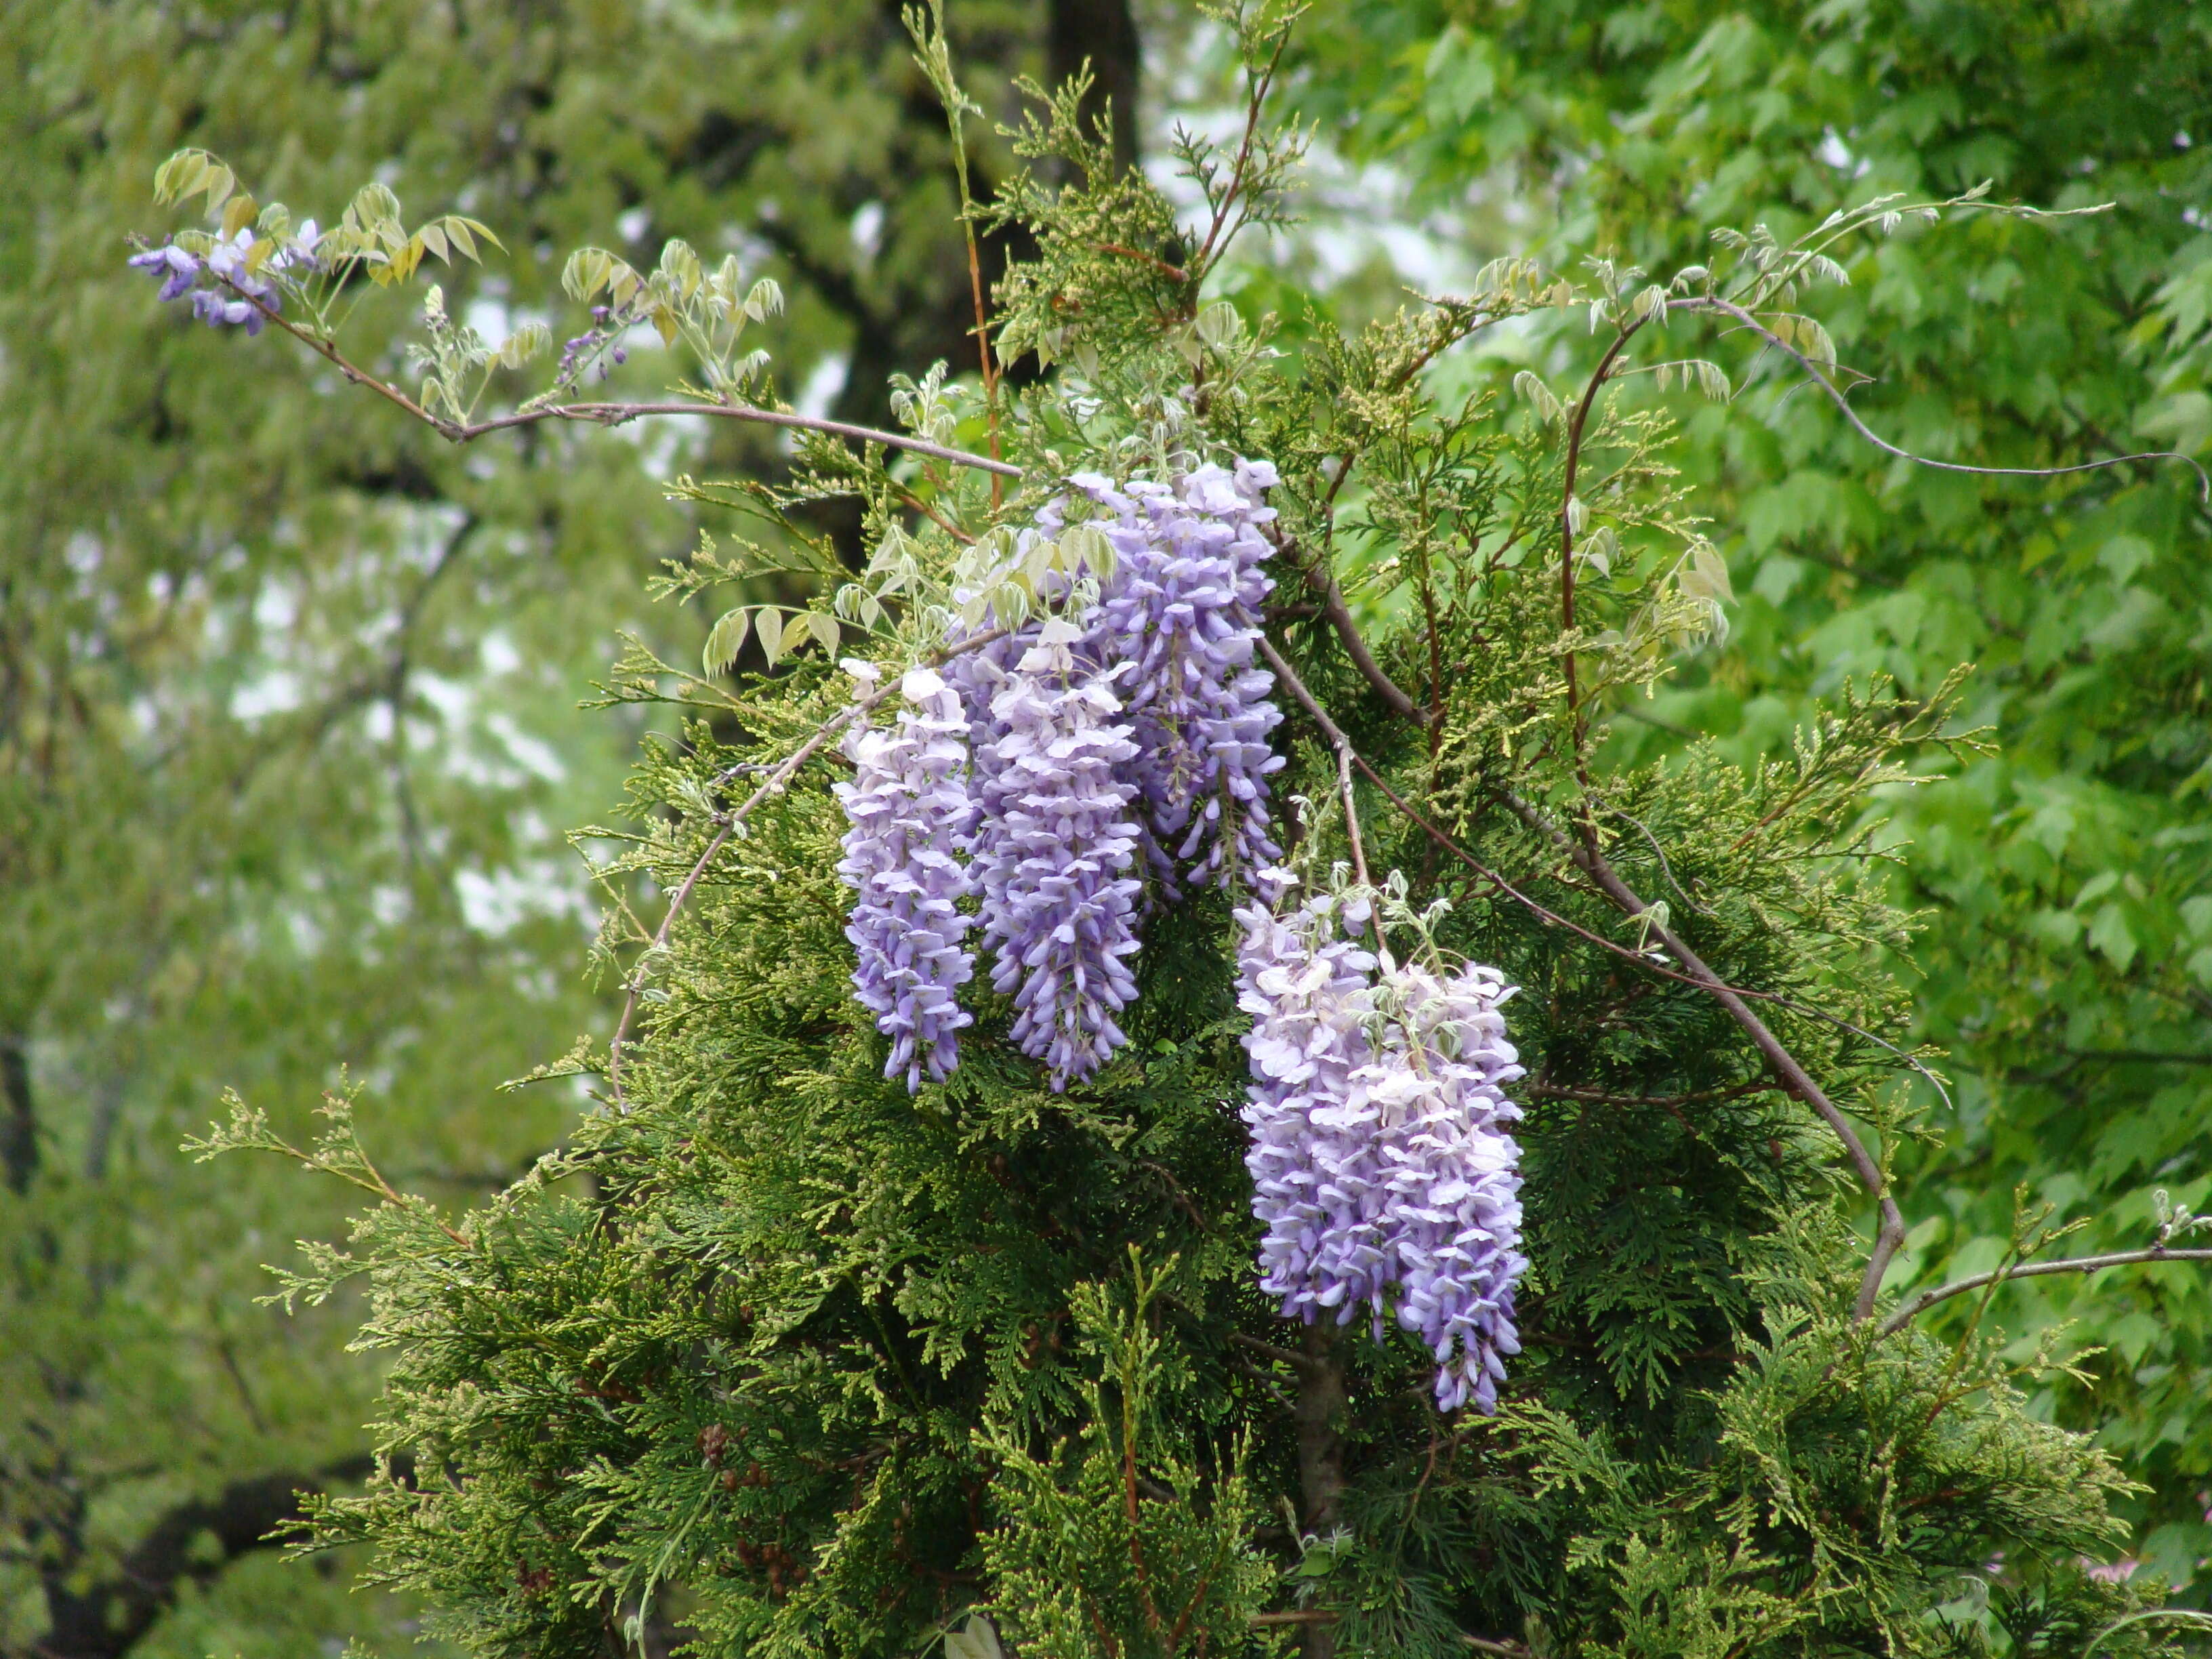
[455,857,598,936]
[794,352,851,419]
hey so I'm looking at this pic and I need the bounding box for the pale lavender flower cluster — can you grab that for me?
[1235,876,1528,1413]
[1236,876,1390,1315]
[968,622,1146,1089]
[1364,958,1527,1412]
[832,459,1286,1092]
[1056,462,1285,890]
[128,224,319,335]
[833,665,978,1090]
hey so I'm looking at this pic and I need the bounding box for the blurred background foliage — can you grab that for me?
[0,0,2205,1653]
[1271,0,2212,1592]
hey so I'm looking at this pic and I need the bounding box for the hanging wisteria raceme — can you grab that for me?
[1235,876,1390,1322]
[1236,875,1528,1412]
[1363,959,1527,1414]
[1065,462,1286,890]
[832,664,979,1091]
[968,620,1147,1090]
[836,457,1287,1092]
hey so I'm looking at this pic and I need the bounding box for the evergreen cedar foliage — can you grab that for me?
[167,9,2206,1658]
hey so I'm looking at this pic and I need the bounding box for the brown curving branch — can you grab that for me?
[1879,1246,2212,1336]
[1668,294,2210,506]
[33,1456,383,1659]
[1256,635,1371,886]
[1498,790,1908,1320]
[1264,527,1429,724]
[1555,321,1647,747]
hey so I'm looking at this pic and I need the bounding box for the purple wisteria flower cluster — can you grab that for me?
[833,665,978,1090]
[1235,876,1528,1413]
[837,460,1288,1093]
[1053,462,1286,890]
[969,622,1146,1085]
[128,224,320,335]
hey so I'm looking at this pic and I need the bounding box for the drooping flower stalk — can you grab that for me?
[832,665,978,1090]
[969,620,1145,1089]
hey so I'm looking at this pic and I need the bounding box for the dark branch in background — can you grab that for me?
[33,1456,390,1659]
[1046,0,1141,176]
[1880,1246,2212,1336]
[1292,1326,1348,1659]
[1,1032,34,1192]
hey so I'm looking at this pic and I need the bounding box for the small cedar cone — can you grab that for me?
[699,1423,731,1467]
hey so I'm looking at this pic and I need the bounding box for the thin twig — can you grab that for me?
[1879,1246,2212,1336]
[1265,527,1429,723]
[1525,1080,1769,1110]
[1246,1612,1527,1657]
[1090,240,1189,284]
[605,701,876,1107]
[1255,636,1370,886]
[242,295,1023,477]
[1671,295,2210,505]
[893,485,978,544]
[1600,804,1709,916]
[1191,26,1290,276]
[1228,1330,1322,1375]
[1557,325,1645,752]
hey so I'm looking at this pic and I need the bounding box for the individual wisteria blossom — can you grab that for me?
[832,663,978,1091]
[968,620,1145,1089]
[128,243,202,304]
[1236,873,1528,1412]
[1057,462,1285,890]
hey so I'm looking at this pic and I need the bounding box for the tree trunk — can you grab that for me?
[33,1460,378,1659]
[1048,0,1142,174]
[1294,1324,1347,1659]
